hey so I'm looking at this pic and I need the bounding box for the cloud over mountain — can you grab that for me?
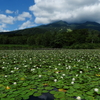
[29,0,100,24]
[19,20,35,29]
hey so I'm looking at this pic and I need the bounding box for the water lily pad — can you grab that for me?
[33,92,42,97]
[42,90,49,93]
[0,93,7,98]
[50,90,58,94]
[45,86,54,90]
[22,83,28,86]
[54,92,65,99]
[22,94,29,100]
[63,86,69,89]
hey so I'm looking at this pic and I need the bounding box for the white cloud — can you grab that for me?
[19,20,35,29]
[17,12,32,21]
[0,11,33,32]
[0,24,6,32]
[29,0,100,24]
[0,24,9,32]
[0,14,15,24]
[15,10,19,15]
[5,9,13,14]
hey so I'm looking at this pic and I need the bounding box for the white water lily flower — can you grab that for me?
[54,79,57,82]
[34,66,36,67]
[16,68,19,70]
[76,96,81,100]
[80,71,82,73]
[58,63,61,65]
[2,67,5,69]
[49,66,51,68]
[55,68,57,70]
[13,82,17,85]
[66,67,68,69]
[62,74,65,76]
[94,88,99,92]
[68,66,71,69]
[72,78,75,81]
[76,74,78,77]
[39,75,42,77]
[24,65,27,67]
[29,58,32,60]
[56,72,59,74]
[11,70,14,73]
[24,60,26,62]
[78,60,80,62]
[86,66,88,68]
[60,76,63,79]
[40,59,41,61]
[30,61,33,64]
[14,67,17,69]
[31,69,35,71]
[5,75,7,77]
[3,56,5,58]
[94,66,97,68]
[71,81,74,84]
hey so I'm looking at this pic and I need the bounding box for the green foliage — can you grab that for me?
[0,49,100,100]
[67,29,73,32]
[0,26,100,49]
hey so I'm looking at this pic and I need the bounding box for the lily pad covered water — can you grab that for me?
[0,49,100,100]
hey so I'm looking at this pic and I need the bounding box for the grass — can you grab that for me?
[0,49,100,100]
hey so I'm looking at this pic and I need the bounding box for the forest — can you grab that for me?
[0,28,100,49]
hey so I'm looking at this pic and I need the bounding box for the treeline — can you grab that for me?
[0,29,100,49]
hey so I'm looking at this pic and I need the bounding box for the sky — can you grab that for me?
[1,0,100,32]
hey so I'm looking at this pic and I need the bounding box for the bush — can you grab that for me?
[69,43,97,49]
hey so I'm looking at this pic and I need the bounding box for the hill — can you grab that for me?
[0,20,100,49]
[0,20,100,35]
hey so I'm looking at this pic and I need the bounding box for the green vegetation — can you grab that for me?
[0,21,100,49]
[0,44,40,50]
[0,28,100,49]
[0,49,100,100]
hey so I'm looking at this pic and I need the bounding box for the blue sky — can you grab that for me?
[1,0,100,32]
[0,0,39,32]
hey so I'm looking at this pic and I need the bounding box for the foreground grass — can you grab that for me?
[0,49,100,100]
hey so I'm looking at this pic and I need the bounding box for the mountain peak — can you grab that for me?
[53,20,68,24]
[46,20,68,27]
[84,21,99,25]
[1,20,100,35]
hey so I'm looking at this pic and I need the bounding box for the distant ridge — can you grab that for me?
[0,20,100,35]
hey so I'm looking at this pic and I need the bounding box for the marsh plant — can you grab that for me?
[0,49,100,100]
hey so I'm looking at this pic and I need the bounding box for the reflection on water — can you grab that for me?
[22,92,54,100]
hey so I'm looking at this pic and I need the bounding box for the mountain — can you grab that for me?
[40,20,68,27]
[72,21,100,30]
[0,20,100,35]
[38,20,100,32]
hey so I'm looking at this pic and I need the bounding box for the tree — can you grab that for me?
[27,36,35,45]
[86,30,100,43]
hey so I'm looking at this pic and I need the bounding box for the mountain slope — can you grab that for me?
[0,20,100,35]
[38,20,100,31]
[72,21,100,30]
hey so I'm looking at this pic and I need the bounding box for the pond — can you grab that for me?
[22,92,54,100]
